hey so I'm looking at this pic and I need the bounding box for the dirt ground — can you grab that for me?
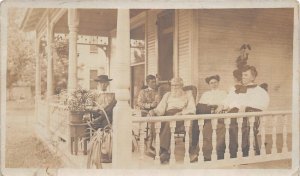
[5,100,63,168]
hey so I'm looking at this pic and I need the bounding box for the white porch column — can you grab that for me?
[35,32,41,122]
[173,10,179,78]
[46,11,54,100]
[67,9,79,93]
[112,9,132,169]
[46,11,54,133]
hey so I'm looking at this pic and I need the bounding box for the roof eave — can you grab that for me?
[19,9,33,32]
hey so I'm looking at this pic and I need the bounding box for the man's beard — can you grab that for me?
[171,89,184,97]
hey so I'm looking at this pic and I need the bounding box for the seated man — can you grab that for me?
[149,77,196,163]
[85,75,117,130]
[137,74,161,115]
[192,75,227,161]
[136,74,161,155]
[220,65,270,157]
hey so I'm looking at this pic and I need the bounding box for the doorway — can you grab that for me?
[157,10,174,81]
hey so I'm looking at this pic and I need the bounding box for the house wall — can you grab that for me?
[178,10,192,85]
[196,9,293,111]
[77,44,107,90]
[146,10,160,76]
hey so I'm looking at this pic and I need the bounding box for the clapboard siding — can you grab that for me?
[178,10,192,85]
[146,10,159,75]
[196,9,293,133]
[197,9,293,110]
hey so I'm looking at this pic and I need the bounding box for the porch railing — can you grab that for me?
[132,111,292,168]
[36,100,292,168]
[48,103,69,142]
[36,99,48,126]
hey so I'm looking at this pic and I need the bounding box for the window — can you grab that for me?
[130,25,145,65]
[90,45,98,54]
[130,24,146,108]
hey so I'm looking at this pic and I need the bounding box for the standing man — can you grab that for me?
[221,65,270,157]
[86,75,117,130]
[137,74,161,156]
[192,75,227,161]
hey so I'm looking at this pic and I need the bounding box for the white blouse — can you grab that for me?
[198,89,227,105]
[223,85,270,110]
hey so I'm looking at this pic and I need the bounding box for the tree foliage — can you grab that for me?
[7,8,35,90]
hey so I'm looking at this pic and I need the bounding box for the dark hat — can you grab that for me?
[205,75,220,84]
[94,75,113,82]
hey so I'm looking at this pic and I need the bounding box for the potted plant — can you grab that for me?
[68,87,92,123]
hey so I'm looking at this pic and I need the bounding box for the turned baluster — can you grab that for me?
[282,115,288,153]
[211,119,218,161]
[237,118,243,158]
[260,116,266,155]
[154,122,161,164]
[184,120,191,164]
[249,116,255,157]
[169,121,176,165]
[139,122,146,160]
[198,119,204,163]
[224,118,231,159]
[271,115,278,154]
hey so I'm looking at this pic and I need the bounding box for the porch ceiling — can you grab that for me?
[54,9,118,36]
[21,8,147,36]
[20,8,46,32]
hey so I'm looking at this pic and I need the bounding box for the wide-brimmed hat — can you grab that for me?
[205,75,220,84]
[94,75,113,83]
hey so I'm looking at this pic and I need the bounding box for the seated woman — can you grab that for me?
[149,77,196,163]
[192,75,227,161]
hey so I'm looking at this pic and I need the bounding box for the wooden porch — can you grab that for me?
[20,8,294,169]
[35,100,292,169]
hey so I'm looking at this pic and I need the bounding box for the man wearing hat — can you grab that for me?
[191,74,227,161]
[86,75,117,129]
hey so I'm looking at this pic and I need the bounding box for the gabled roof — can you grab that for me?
[20,8,46,32]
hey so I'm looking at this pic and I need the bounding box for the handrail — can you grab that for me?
[132,110,292,123]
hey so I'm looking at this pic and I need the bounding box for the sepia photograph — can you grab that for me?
[0,0,299,176]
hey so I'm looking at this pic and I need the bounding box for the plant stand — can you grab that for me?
[69,111,88,155]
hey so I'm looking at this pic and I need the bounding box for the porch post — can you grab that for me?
[173,10,179,78]
[46,11,54,100]
[67,9,79,93]
[35,32,41,122]
[112,9,132,168]
[46,11,54,133]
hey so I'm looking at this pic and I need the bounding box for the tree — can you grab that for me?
[7,8,35,99]
[53,35,69,94]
